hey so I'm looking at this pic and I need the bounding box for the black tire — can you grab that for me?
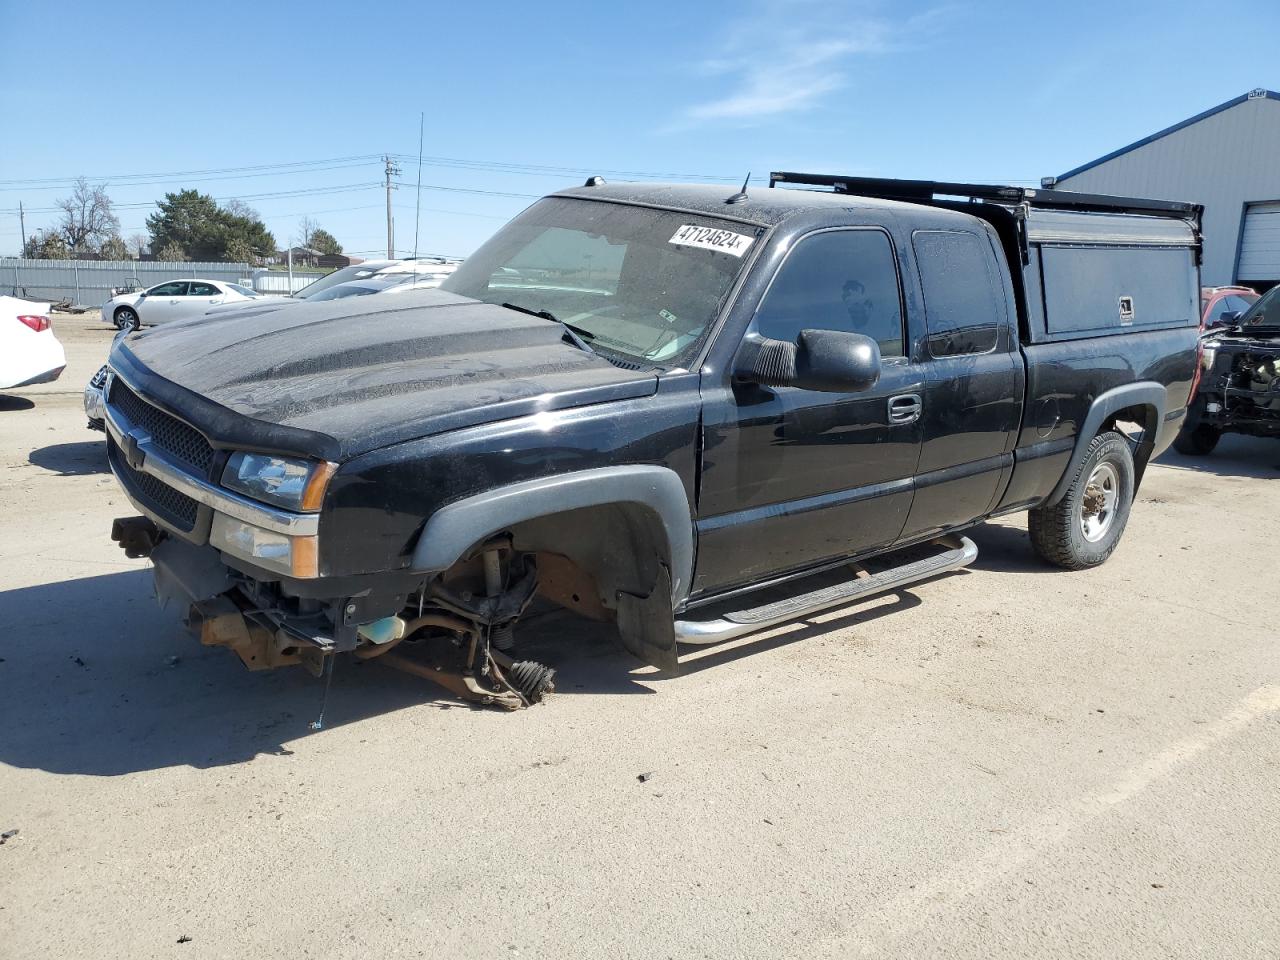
[1029,430,1135,570]
[114,306,140,331]
[1172,423,1221,456]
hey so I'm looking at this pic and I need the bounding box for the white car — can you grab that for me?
[100,278,265,330]
[0,296,66,390]
[303,272,455,302]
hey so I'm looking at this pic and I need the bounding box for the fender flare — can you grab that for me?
[1044,382,1167,506]
[409,465,695,604]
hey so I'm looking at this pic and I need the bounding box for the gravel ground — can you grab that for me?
[1,313,1278,959]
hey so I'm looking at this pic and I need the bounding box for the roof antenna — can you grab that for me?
[725,172,751,204]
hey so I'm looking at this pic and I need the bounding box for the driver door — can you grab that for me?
[140,281,189,325]
[182,281,225,320]
[694,228,924,597]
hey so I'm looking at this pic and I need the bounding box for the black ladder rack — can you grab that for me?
[768,171,1202,220]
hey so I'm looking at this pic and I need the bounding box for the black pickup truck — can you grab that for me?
[102,173,1201,706]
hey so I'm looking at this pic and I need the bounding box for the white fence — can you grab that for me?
[0,259,329,307]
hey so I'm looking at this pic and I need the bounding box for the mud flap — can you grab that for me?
[615,565,679,674]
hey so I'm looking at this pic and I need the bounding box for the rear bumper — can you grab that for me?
[6,364,65,388]
[2,330,66,390]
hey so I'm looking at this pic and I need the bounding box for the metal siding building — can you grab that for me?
[1047,89,1280,288]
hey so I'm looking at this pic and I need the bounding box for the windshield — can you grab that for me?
[1237,285,1280,331]
[227,283,260,298]
[294,263,387,299]
[440,197,757,366]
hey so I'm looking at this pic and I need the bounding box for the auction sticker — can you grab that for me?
[669,224,754,257]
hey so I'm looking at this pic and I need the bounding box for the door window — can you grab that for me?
[148,281,188,297]
[753,230,905,357]
[912,230,1003,357]
[188,282,219,297]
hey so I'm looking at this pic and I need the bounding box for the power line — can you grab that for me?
[0,147,1047,195]
[391,181,540,200]
[386,154,751,183]
[0,154,384,188]
[390,204,511,220]
[0,160,383,193]
[2,182,383,215]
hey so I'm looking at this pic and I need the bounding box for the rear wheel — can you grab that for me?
[1172,423,1220,456]
[1029,430,1135,570]
[114,306,139,331]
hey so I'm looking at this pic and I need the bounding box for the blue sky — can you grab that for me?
[2,0,1277,258]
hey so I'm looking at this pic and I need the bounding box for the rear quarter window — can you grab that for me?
[911,230,1003,357]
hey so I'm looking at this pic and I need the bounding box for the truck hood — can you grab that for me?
[111,288,658,461]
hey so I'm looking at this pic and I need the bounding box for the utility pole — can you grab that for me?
[384,154,401,258]
[413,113,424,259]
[18,201,27,254]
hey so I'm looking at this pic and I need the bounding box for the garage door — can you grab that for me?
[1238,201,1280,283]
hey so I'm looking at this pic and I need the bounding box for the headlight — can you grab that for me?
[210,514,319,577]
[221,452,336,512]
[1200,343,1218,371]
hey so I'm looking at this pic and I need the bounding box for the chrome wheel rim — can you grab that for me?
[1079,461,1119,543]
[116,309,136,329]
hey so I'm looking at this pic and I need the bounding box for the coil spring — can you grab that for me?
[507,659,556,703]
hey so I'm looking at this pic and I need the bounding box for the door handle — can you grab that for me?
[888,393,923,424]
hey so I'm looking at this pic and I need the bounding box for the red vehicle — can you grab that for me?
[1201,285,1259,328]
[1185,286,1261,408]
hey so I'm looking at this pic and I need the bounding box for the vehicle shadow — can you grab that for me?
[1153,433,1280,479]
[965,521,1048,575]
[672,589,924,676]
[0,563,949,776]
[27,440,109,476]
[0,395,36,412]
[0,570,515,777]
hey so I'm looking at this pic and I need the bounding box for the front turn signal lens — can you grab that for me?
[300,461,338,512]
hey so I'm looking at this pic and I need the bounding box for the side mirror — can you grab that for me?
[735,328,881,393]
[1213,310,1241,327]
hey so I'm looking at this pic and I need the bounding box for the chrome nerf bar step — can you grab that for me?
[674,535,978,645]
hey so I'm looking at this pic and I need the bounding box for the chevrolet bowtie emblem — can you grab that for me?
[121,430,145,471]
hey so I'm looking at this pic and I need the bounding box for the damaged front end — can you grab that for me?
[1196,334,1280,437]
[102,367,556,709]
[113,517,556,709]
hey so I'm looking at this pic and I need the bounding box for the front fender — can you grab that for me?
[410,465,695,605]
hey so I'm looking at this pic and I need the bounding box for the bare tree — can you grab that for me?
[222,198,260,220]
[56,177,120,254]
[298,215,319,249]
[127,233,148,258]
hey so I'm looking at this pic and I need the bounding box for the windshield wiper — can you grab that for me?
[500,301,596,355]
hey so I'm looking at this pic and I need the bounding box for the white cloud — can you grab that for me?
[673,3,946,127]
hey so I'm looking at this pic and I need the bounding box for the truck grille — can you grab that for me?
[108,378,215,475]
[108,436,200,532]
